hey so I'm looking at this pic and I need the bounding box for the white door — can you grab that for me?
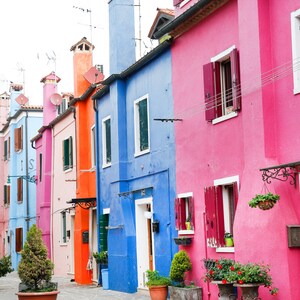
[135,198,154,290]
[69,215,75,274]
[92,209,98,282]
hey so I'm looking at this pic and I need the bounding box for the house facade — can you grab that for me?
[153,0,300,299]
[6,84,42,269]
[32,72,61,258]
[0,92,10,257]
[50,104,76,277]
[68,37,103,284]
[92,0,177,293]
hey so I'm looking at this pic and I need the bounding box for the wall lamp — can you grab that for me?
[7,175,37,184]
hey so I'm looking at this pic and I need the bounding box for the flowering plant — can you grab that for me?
[203,258,235,283]
[226,262,278,295]
[248,193,280,209]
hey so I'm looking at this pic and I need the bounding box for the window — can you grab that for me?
[4,140,8,161]
[204,176,239,248]
[291,8,300,94]
[4,185,10,205]
[203,46,241,122]
[91,125,96,168]
[39,153,42,182]
[134,96,150,155]
[15,227,23,252]
[17,177,23,203]
[57,98,69,115]
[63,136,73,171]
[175,193,195,232]
[14,126,23,152]
[61,211,67,243]
[102,117,111,167]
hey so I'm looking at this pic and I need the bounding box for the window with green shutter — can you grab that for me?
[102,117,111,167]
[134,96,150,155]
[63,136,73,171]
[4,140,7,161]
[61,211,67,243]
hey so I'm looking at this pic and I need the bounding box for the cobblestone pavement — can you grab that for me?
[0,271,151,300]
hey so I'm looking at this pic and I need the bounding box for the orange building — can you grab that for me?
[68,37,104,284]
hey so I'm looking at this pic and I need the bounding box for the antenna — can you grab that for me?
[45,51,57,85]
[50,93,62,106]
[16,62,26,94]
[16,94,29,105]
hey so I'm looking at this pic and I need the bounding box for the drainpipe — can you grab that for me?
[25,111,30,232]
[203,212,211,299]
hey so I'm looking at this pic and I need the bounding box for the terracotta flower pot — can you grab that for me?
[149,285,168,300]
[16,290,60,300]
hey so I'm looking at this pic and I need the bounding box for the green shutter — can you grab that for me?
[99,214,109,251]
[4,140,7,160]
[68,136,73,168]
[63,139,69,170]
[105,119,111,163]
[139,99,149,151]
[62,212,67,243]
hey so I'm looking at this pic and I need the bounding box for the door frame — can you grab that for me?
[135,197,155,289]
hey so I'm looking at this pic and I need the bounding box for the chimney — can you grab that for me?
[109,0,136,74]
[70,37,94,97]
[40,72,61,126]
[9,83,23,116]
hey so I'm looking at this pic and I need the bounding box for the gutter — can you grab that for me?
[92,38,172,100]
[153,0,215,39]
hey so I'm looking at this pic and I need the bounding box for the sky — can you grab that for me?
[0,0,173,105]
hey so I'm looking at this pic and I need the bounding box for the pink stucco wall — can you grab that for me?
[35,129,52,257]
[52,112,76,277]
[172,0,300,299]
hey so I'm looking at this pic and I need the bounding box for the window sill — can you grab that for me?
[64,168,73,173]
[216,247,234,253]
[134,149,150,157]
[212,112,238,125]
[179,0,191,8]
[178,230,194,235]
[102,163,111,169]
[293,87,300,95]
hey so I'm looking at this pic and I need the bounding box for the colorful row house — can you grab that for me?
[31,37,104,284]
[92,0,177,293]
[149,0,300,299]
[0,84,42,269]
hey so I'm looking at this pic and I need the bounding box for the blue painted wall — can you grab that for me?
[95,48,177,293]
[8,92,42,269]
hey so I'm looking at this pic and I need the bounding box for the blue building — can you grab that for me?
[6,84,43,269]
[92,0,177,293]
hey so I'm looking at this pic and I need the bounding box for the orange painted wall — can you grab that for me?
[72,44,96,284]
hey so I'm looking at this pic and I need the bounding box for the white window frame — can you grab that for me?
[134,95,150,157]
[214,175,239,252]
[102,116,112,168]
[211,45,239,124]
[177,192,194,235]
[61,211,67,245]
[291,8,300,95]
[91,125,96,169]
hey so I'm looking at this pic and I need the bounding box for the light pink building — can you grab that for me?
[154,0,300,299]
[50,103,76,277]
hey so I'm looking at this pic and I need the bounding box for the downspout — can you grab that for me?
[93,97,102,286]
[25,112,30,232]
[203,212,211,299]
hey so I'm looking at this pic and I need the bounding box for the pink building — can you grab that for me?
[154,0,300,299]
[31,72,61,257]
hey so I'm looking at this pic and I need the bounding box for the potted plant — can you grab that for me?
[16,224,59,300]
[224,232,234,247]
[248,192,280,210]
[185,214,191,230]
[227,262,278,297]
[0,255,13,278]
[93,250,108,286]
[146,270,171,300]
[203,258,237,299]
[169,250,202,299]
